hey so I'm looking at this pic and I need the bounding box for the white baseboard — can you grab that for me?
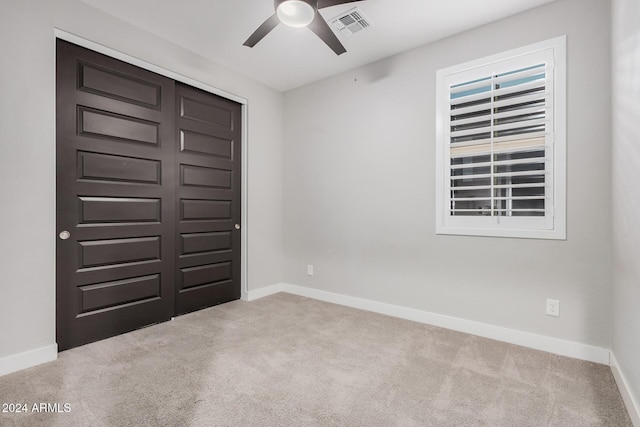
[0,344,57,377]
[246,283,286,301]
[249,283,610,365]
[611,352,640,426]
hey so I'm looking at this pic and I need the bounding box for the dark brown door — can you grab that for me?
[174,83,242,315]
[56,40,176,350]
[57,41,243,350]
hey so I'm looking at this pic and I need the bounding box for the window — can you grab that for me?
[435,36,566,239]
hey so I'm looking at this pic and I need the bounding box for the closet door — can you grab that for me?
[56,40,176,350]
[174,83,242,315]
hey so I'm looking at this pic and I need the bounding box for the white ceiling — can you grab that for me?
[81,0,556,92]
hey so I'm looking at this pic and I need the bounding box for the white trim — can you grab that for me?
[611,352,640,426]
[52,32,59,357]
[438,35,567,82]
[240,104,249,300]
[435,35,567,240]
[250,283,610,365]
[0,345,58,377]
[245,283,286,301]
[52,29,251,300]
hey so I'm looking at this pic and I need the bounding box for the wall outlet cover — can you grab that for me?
[546,298,560,317]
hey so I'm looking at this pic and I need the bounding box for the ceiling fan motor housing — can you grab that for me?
[274,0,317,11]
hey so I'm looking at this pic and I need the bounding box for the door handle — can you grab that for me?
[234,224,240,230]
[59,231,71,240]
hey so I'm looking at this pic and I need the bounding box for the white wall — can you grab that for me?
[611,0,640,417]
[283,0,612,348]
[0,0,283,360]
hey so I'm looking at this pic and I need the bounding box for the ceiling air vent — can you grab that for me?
[330,8,372,37]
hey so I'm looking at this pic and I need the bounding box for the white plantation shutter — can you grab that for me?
[435,37,566,239]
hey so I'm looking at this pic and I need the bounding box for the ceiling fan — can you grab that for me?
[244,0,365,55]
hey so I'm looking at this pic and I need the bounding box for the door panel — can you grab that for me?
[182,232,232,254]
[180,96,233,127]
[79,275,161,313]
[77,151,161,184]
[78,62,161,107]
[180,130,232,158]
[79,236,161,268]
[181,164,232,189]
[56,40,176,351]
[174,83,241,315]
[180,262,232,289]
[78,197,161,224]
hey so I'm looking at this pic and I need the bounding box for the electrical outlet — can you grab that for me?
[546,299,560,317]
[307,264,314,276]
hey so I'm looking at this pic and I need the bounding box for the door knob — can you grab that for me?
[59,231,71,240]
[234,224,241,230]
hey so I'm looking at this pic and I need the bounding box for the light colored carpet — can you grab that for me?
[0,293,632,426]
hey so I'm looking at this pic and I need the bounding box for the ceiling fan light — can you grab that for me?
[277,1,315,28]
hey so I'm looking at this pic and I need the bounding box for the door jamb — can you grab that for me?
[53,28,250,303]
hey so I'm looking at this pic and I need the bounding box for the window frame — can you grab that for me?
[435,36,567,240]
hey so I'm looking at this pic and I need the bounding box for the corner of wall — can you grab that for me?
[610,352,640,426]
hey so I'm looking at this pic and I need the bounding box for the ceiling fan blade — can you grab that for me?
[308,11,346,55]
[243,14,280,47]
[317,0,365,9]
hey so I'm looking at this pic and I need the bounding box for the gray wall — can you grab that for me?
[612,0,640,412]
[0,0,283,359]
[283,0,612,347]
